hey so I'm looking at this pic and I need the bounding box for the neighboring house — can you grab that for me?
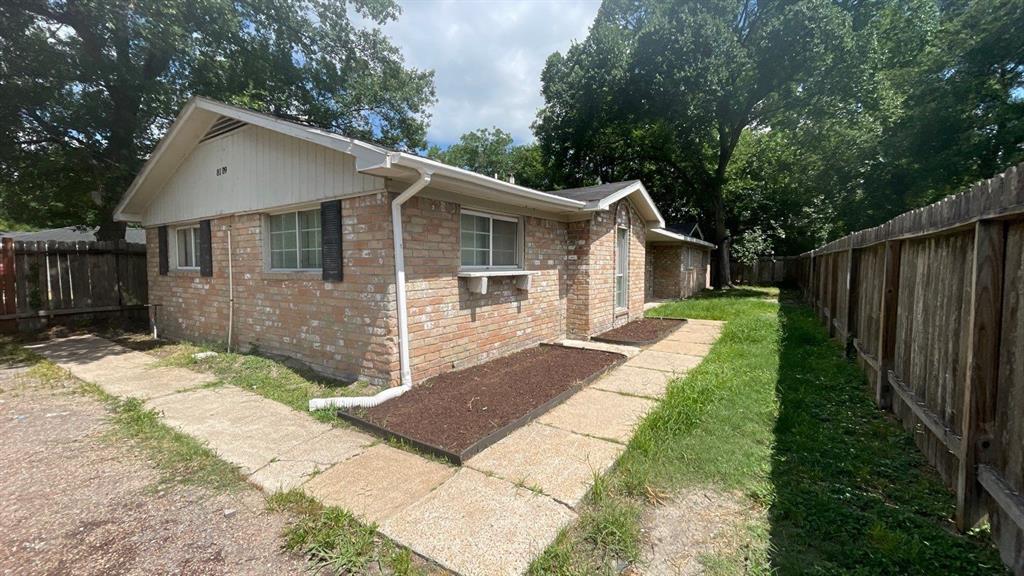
[113,97,687,386]
[1,226,147,244]
[645,228,715,301]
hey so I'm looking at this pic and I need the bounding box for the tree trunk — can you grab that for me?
[711,183,732,289]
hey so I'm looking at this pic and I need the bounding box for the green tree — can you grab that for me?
[428,127,551,189]
[535,0,848,286]
[0,0,435,239]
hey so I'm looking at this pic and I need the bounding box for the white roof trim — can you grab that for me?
[581,181,665,228]
[388,152,586,210]
[647,227,716,248]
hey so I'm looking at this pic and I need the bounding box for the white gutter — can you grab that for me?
[309,171,432,411]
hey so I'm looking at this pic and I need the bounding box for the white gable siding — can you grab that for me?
[143,125,384,225]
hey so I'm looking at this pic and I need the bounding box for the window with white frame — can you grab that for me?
[269,208,322,270]
[175,225,200,269]
[460,210,521,269]
[615,225,629,309]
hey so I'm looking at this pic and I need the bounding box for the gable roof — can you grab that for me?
[545,180,665,228]
[667,221,703,240]
[114,97,665,228]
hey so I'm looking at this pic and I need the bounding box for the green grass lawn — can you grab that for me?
[531,287,1005,575]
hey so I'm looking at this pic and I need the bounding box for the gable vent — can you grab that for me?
[200,116,246,142]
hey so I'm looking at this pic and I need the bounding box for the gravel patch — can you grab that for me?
[0,369,305,575]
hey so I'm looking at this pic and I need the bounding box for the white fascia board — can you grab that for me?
[647,227,716,248]
[586,181,666,228]
[389,152,587,211]
[114,98,204,222]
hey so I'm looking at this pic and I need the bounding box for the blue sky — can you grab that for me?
[377,0,602,147]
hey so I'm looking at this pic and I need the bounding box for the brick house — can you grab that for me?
[645,228,714,301]
[114,97,695,389]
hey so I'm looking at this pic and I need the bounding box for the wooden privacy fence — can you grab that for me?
[730,256,802,285]
[795,162,1024,574]
[0,238,148,332]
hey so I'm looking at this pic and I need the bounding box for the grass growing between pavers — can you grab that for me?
[530,287,1005,575]
[267,490,430,576]
[154,343,380,424]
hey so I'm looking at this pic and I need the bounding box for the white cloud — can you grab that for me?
[380,0,601,147]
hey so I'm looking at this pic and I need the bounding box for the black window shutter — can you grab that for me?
[199,220,213,277]
[158,226,169,275]
[321,200,343,281]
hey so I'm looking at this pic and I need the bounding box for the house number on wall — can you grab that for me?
[216,166,228,176]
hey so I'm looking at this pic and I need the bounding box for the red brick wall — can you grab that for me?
[147,191,651,386]
[651,244,682,299]
[649,243,710,299]
[147,192,399,385]
[401,195,568,382]
[565,199,647,337]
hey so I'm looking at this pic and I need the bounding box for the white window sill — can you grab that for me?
[457,270,539,294]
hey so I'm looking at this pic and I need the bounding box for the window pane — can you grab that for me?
[298,209,320,232]
[177,228,194,267]
[272,249,298,269]
[271,212,296,233]
[272,229,296,251]
[300,248,321,269]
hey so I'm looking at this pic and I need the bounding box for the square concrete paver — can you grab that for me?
[648,339,713,356]
[466,422,624,507]
[624,350,703,374]
[27,335,214,399]
[381,468,576,576]
[537,387,655,443]
[665,325,722,344]
[146,387,334,474]
[303,444,456,524]
[591,365,671,398]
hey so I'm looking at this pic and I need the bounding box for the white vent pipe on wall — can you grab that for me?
[309,170,433,412]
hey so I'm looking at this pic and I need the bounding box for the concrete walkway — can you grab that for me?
[29,320,724,576]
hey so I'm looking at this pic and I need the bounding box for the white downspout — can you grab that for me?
[309,170,432,411]
[226,223,234,353]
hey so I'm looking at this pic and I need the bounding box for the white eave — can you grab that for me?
[582,181,665,228]
[647,227,716,249]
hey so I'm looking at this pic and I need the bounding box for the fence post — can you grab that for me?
[876,239,902,410]
[843,243,857,351]
[956,219,1006,531]
[0,238,15,333]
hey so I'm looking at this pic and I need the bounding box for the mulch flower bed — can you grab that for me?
[591,318,686,346]
[338,345,625,464]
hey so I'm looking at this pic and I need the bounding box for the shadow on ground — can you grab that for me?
[767,292,1004,574]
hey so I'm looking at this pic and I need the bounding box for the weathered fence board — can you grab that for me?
[0,239,147,331]
[794,161,1024,575]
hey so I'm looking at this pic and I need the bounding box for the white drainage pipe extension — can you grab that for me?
[308,384,411,411]
[309,170,432,412]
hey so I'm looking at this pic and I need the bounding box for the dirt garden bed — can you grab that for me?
[338,344,626,464]
[591,318,686,346]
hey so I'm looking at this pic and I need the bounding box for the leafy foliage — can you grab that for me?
[0,0,435,237]
[427,127,551,189]
[534,0,849,284]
